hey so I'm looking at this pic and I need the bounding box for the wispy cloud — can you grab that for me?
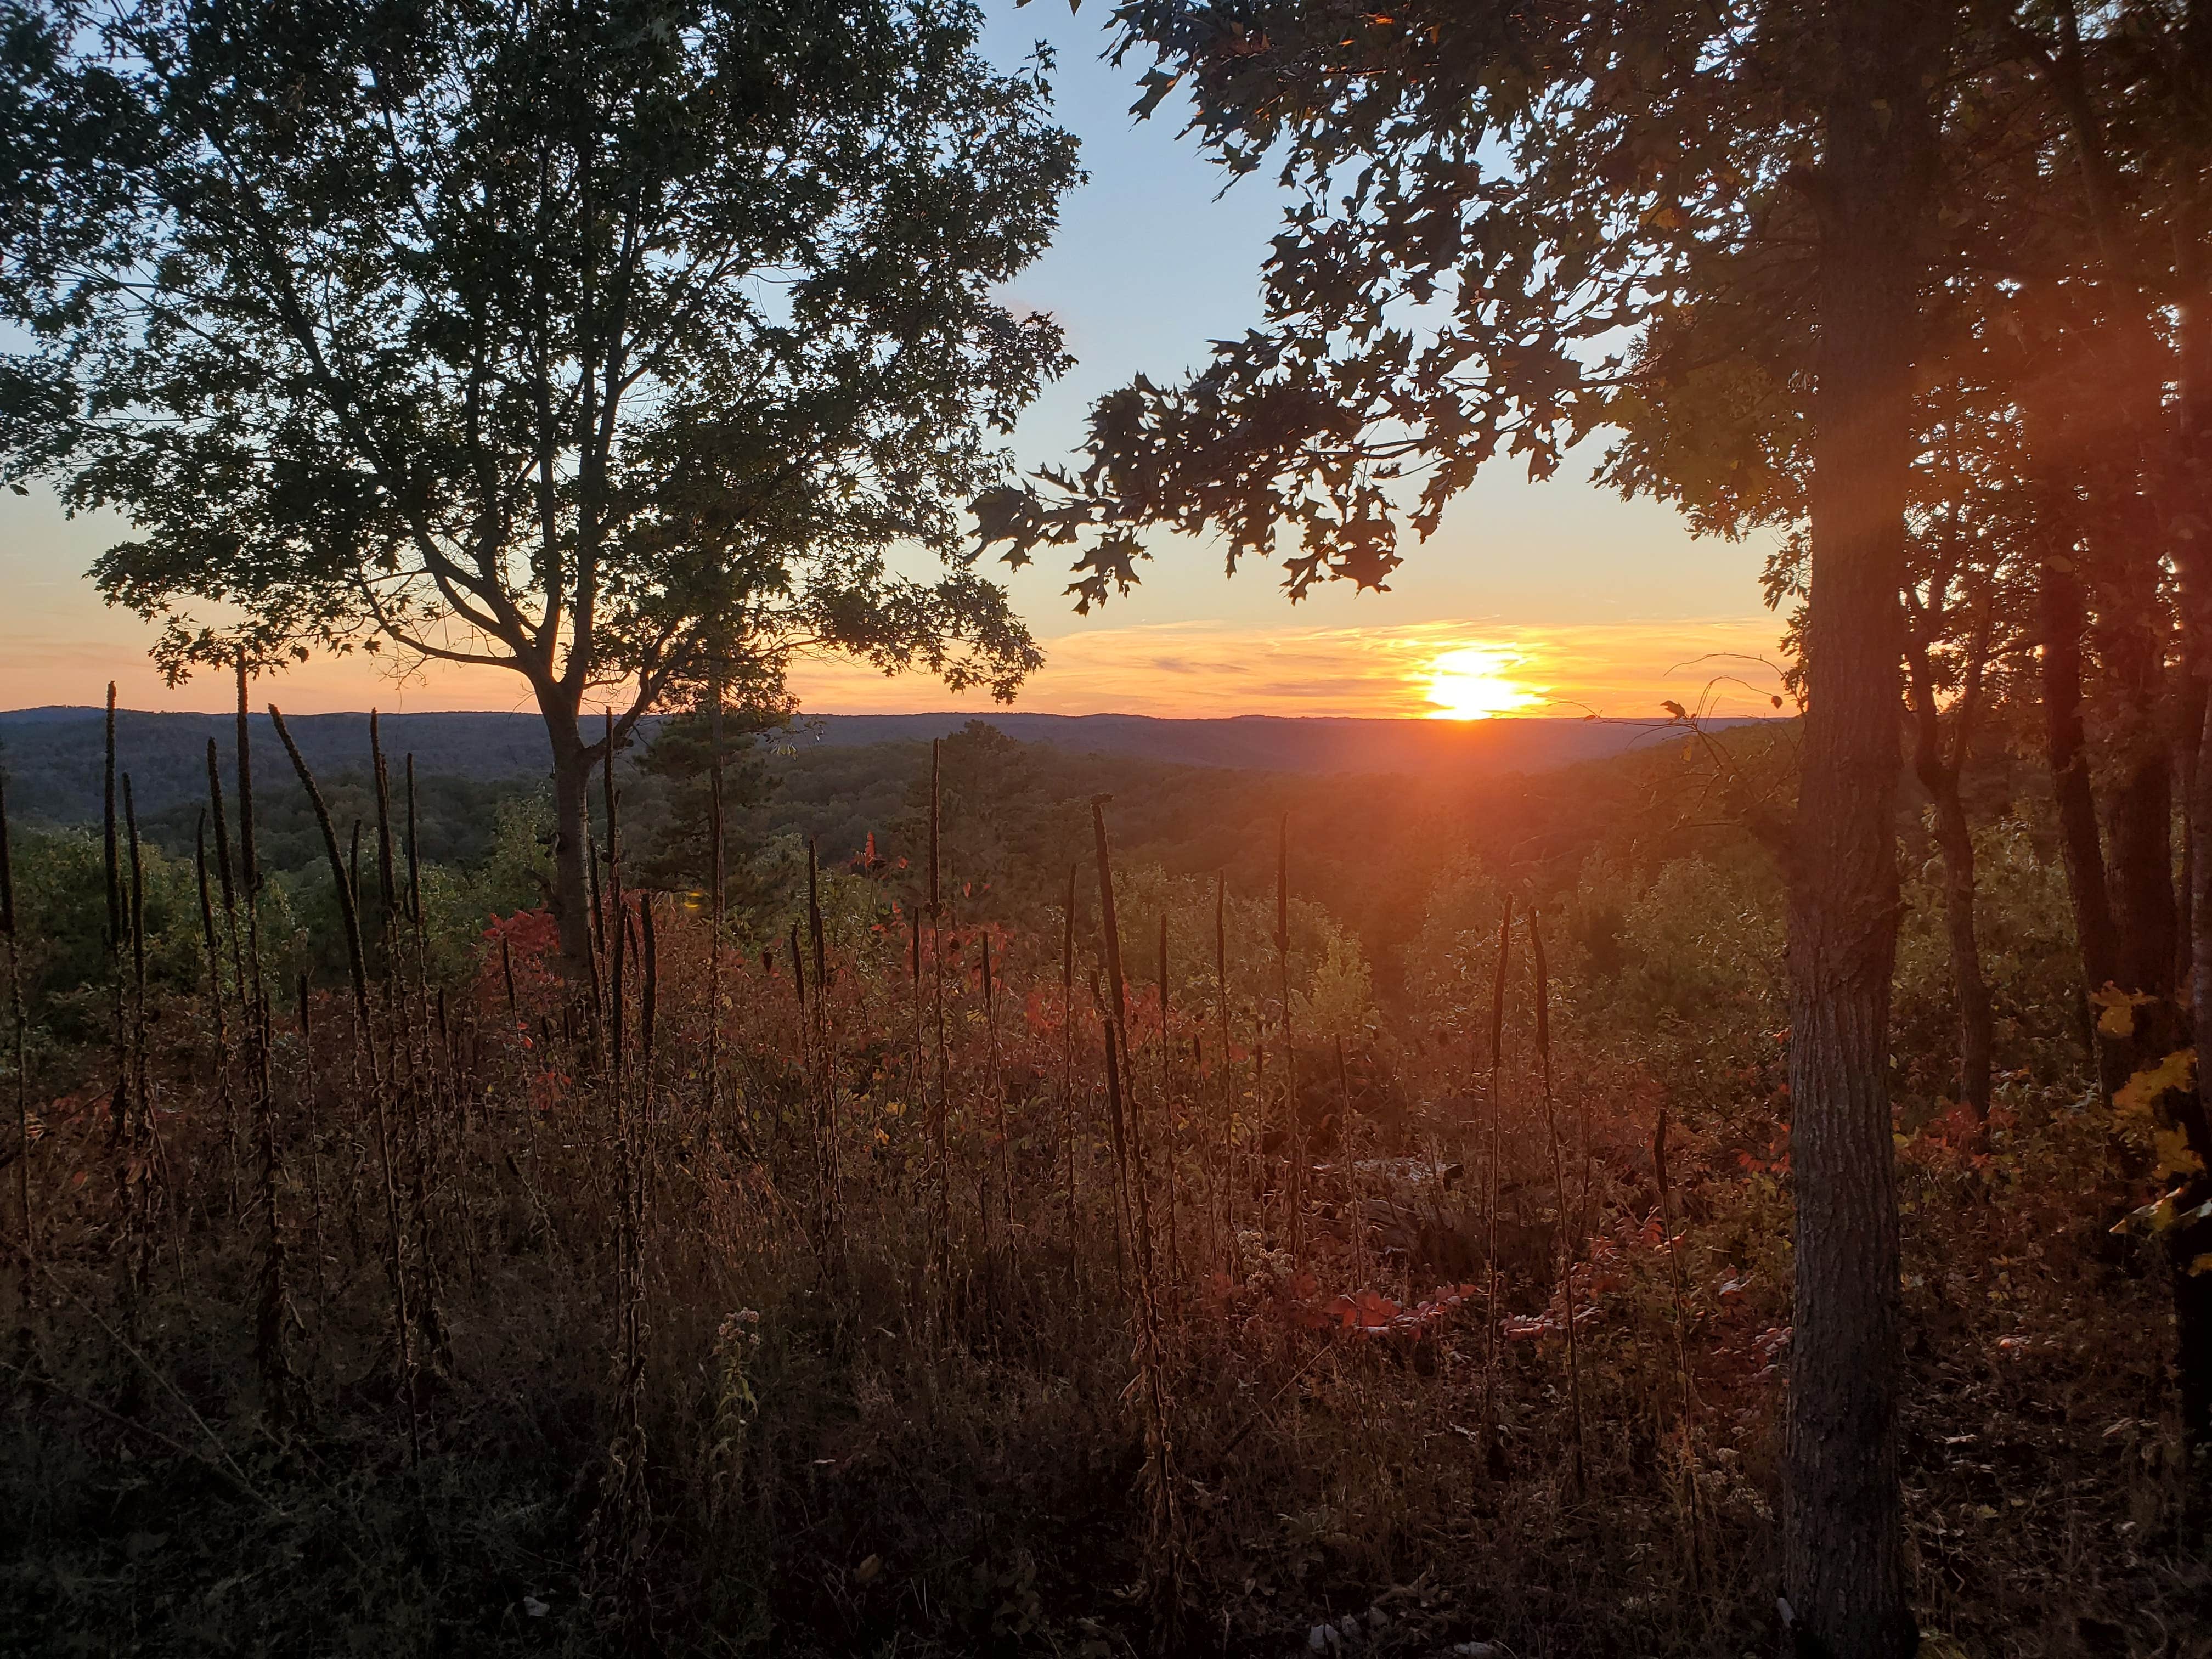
[1,612,1790,721]
[788,615,1792,721]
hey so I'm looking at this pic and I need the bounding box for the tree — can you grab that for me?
[2006,0,2212,1469]
[1,0,1079,967]
[978,3,1973,1650]
[623,685,787,931]
[893,718,1069,923]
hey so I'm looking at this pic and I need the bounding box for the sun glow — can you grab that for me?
[1422,645,1545,720]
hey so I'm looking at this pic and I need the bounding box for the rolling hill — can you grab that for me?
[0,706,1754,825]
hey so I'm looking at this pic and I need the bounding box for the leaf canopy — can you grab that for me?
[2,0,1080,737]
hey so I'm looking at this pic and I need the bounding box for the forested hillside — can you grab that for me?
[3,711,1800,1001]
[0,707,1737,823]
[5,0,2211,1654]
[0,693,2168,1657]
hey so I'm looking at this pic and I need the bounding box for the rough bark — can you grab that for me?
[2175,232,2212,1488]
[2177,656,2205,995]
[1781,5,1943,1654]
[2096,573,2178,998]
[1906,619,1992,1119]
[2041,549,2123,1014]
[1929,789,1993,1117]
[2181,689,2212,1472]
[539,680,597,974]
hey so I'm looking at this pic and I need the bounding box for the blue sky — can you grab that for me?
[0,1,1782,719]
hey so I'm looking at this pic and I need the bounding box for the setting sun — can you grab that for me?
[1422,645,1545,720]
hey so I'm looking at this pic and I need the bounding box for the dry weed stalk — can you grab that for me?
[1088,795,1184,1638]
[1156,915,1180,1291]
[809,836,840,1256]
[204,736,251,1217]
[807,837,845,1271]
[594,716,653,1618]
[707,689,727,1125]
[1482,895,1513,1476]
[1653,1105,1705,1588]
[379,715,449,1373]
[100,687,132,1302]
[584,831,607,1063]
[1528,909,1586,1493]
[1061,862,1080,1301]
[1215,872,1233,1274]
[192,812,227,1094]
[929,740,950,1326]
[983,926,1014,1289]
[206,724,301,1420]
[235,668,318,1305]
[121,775,171,1292]
[271,703,419,1455]
[2,773,27,1275]
[1336,1035,1369,1290]
[1275,815,1300,1267]
[102,684,120,1051]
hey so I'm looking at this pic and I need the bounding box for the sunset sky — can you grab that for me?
[0,3,1787,723]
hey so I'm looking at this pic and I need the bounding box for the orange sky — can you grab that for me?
[0,590,1789,723]
[794,617,1790,721]
[0,4,1791,728]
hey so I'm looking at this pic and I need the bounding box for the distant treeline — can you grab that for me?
[5,712,2034,1007]
[0,706,1758,826]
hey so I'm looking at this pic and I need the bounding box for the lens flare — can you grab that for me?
[1423,645,1543,720]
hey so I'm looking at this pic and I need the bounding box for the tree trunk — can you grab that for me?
[2074,284,2184,1002]
[1909,679,1991,1118]
[2041,547,2122,1062]
[1907,622,1993,1120]
[1781,7,1940,1654]
[539,682,597,974]
[2101,639,2177,1000]
[2181,688,2212,1474]
[2090,544,2188,1209]
[1929,786,1993,1118]
[2175,272,2212,1492]
[2176,656,2205,995]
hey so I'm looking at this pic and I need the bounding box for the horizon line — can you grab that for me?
[0,703,1779,726]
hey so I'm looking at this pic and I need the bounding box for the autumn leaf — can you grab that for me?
[2112,1194,2178,1235]
[2091,986,2157,1039]
[2114,1048,2194,1120]
[2154,1125,2206,1181]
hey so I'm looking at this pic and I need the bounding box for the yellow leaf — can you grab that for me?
[2190,1255,2212,1278]
[2092,985,2155,1038]
[2113,1194,2177,1235]
[2115,1048,2195,1120]
[2155,1125,2207,1181]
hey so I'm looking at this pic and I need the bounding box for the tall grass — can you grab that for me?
[0,708,2196,1657]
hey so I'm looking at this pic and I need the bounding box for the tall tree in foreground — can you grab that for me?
[1779,15,1944,1646]
[980,3,1966,1650]
[0,0,1077,967]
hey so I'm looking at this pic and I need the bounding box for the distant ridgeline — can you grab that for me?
[0,707,558,825]
[0,704,1761,825]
